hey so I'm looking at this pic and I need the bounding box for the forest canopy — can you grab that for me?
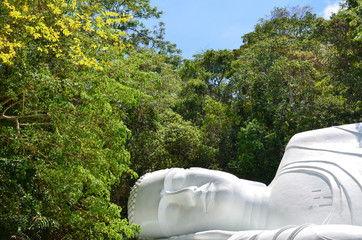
[0,0,361,239]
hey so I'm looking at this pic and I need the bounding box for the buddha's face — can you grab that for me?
[157,168,244,236]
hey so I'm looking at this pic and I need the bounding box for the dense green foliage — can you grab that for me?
[0,0,148,238]
[1,1,361,238]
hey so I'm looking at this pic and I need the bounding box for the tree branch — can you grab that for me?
[19,122,52,126]
[0,114,48,120]
[16,118,20,134]
[0,92,22,106]
[21,91,25,115]
[0,97,14,106]
[2,100,21,116]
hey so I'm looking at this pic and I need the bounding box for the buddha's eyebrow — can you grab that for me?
[164,171,175,181]
[163,171,176,188]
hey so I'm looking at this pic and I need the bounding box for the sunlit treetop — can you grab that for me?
[0,0,133,69]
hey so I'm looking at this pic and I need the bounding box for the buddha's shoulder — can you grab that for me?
[287,123,361,152]
[274,123,362,178]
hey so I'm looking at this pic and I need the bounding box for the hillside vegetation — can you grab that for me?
[0,0,361,238]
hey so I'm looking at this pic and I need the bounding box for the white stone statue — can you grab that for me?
[128,123,362,239]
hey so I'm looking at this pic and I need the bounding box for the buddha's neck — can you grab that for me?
[239,184,270,230]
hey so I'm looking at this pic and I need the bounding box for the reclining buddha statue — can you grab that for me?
[128,123,362,239]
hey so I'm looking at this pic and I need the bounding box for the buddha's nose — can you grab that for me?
[162,186,200,207]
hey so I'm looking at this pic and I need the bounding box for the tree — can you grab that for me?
[175,50,240,172]
[0,0,143,238]
[313,1,362,123]
[105,0,181,56]
[242,6,317,45]
[227,6,361,183]
[117,49,217,175]
[179,49,237,103]
[147,110,217,170]
[229,119,280,183]
[0,0,132,67]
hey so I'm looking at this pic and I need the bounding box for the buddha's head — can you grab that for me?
[128,168,265,238]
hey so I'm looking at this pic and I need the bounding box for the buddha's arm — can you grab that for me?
[162,230,237,240]
[162,224,362,240]
[230,224,362,240]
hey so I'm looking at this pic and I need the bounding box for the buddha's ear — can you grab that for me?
[129,169,171,238]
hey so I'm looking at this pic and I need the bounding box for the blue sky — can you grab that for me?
[147,0,342,59]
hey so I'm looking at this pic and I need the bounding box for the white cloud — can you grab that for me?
[323,1,341,19]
